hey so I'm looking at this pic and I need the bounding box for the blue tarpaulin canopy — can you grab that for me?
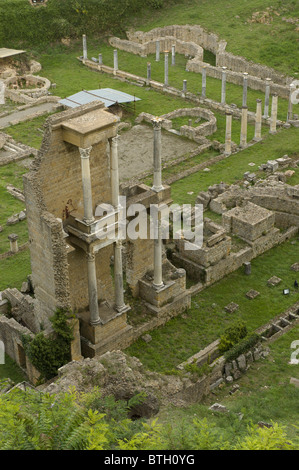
[59,88,140,109]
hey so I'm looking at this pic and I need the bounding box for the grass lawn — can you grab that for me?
[0,250,31,292]
[0,163,29,254]
[156,326,299,448]
[126,237,299,373]
[0,355,26,384]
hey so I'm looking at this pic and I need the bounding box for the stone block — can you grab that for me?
[224,302,239,313]
[246,289,260,299]
[267,276,282,287]
[236,354,246,371]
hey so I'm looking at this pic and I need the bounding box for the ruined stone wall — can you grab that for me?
[125,237,154,297]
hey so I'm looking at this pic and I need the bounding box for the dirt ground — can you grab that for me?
[118,124,198,181]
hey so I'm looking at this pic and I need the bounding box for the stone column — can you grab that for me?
[201,66,206,99]
[263,78,271,118]
[183,79,187,94]
[171,44,175,66]
[287,84,295,122]
[224,111,232,156]
[79,147,94,224]
[164,51,169,86]
[242,72,248,107]
[269,93,278,134]
[0,80,5,105]
[254,99,262,141]
[156,40,160,62]
[110,135,120,208]
[153,212,163,289]
[98,53,102,65]
[82,34,87,60]
[8,234,18,253]
[152,117,164,193]
[240,105,248,148]
[113,49,118,72]
[87,252,100,325]
[147,62,151,85]
[114,240,126,312]
[221,66,227,105]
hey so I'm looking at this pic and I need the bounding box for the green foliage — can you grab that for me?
[0,0,168,47]
[224,333,261,362]
[234,422,295,450]
[218,321,248,354]
[22,308,74,381]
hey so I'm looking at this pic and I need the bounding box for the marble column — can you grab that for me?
[98,53,102,65]
[263,78,271,118]
[240,105,248,148]
[287,84,295,122]
[221,66,227,105]
[171,44,175,66]
[183,79,187,93]
[152,117,164,192]
[224,111,232,156]
[113,49,118,72]
[201,66,206,99]
[82,34,87,60]
[153,212,163,289]
[114,240,126,312]
[0,80,5,105]
[79,147,94,224]
[110,135,120,208]
[254,98,262,141]
[156,40,160,62]
[147,62,151,84]
[242,72,248,107]
[87,252,100,325]
[164,51,169,86]
[269,93,278,134]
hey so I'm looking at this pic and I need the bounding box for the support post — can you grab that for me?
[287,84,295,122]
[240,105,248,148]
[79,147,94,224]
[269,93,278,134]
[98,53,102,65]
[242,72,248,107]
[221,66,227,105]
[110,135,120,208]
[183,79,187,94]
[153,211,163,290]
[82,34,87,60]
[114,240,126,312]
[87,252,100,325]
[201,66,206,99]
[113,49,118,73]
[147,62,151,84]
[151,117,164,192]
[171,44,175,66]
[224,111,232,156]
[8,234,18,253]
[254,98,262,141]
[263,78,271,118]
[156,40,160,62]
[164,51,169,86]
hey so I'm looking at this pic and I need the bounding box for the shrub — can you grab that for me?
[22,308,74,381]
[218,321,247,354]
[224,333,261,363]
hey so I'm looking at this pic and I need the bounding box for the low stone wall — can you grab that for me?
[124,24,293,87]
[4,75,51,103]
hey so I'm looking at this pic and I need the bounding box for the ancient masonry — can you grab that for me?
[0,101,191,381]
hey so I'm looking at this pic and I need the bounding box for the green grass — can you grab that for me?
[126,237,299,373]
[0,163,29,254]
[156,326,299,448]
[131,0,299,77]
[0,250,31,291]
[170,126,299,206]
[0,355,26,384]
[5,114,53,149]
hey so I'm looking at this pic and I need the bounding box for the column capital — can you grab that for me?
[79,146,92,159]
[256,98,262,103]
[111,134,120,145]
[86,251,95,262]
[152,116,163,129]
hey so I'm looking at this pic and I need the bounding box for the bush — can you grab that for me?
[224,333,261,363]
[218,321,248,354]
[22,308,74,381]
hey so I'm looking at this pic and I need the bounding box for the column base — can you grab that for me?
[151,185,164,193]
